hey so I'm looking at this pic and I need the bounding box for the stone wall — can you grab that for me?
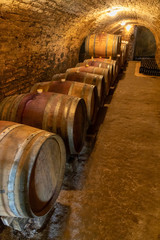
[0,3,82,101]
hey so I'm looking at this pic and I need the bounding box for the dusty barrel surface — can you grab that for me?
[85,33,121,59]
[0,121,66,218]
[67,66,109,96]
[78,60,113,85]
[0,93,87,154]
[31,81,98,125]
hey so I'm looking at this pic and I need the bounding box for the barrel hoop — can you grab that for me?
[114,36,118,58]
[105,34,109,57]
[83,73,88,83]
[93,34,97,58]
[88,85,93,119]
[87,36,90,56]
[85,35,90,55]
[112,36,115,58]
[8,129,43,217]
[67,98,78,154]
[10,94,26,122]
[93,68,96,74]
[112,35,116,58]
[8,95,24,122]
[52,94,64,134]
[0,124,22,142]
[0,96,13,120]
[92,75,97,85]
[62,97,73,149]
[5,95,18,121]
[68,81,75,96]
[42,94,59,132]
[80,84,87,99]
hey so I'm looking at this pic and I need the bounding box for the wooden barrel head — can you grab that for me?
[29,137,63,216]
[0,121,66,218]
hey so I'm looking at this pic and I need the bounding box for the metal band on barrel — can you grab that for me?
[105,34,109,58]
[67,98,78,154]
[0,124,22,142]
[93,34,97,58]
[8,130,42,217]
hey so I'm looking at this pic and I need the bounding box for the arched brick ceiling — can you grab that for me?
[1,1,160,52]
[1,0,160,37]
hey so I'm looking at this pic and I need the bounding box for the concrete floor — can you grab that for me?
[1,61,160,240]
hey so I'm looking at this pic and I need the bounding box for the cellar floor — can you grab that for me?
[1,61,160,240]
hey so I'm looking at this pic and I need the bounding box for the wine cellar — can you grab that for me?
[0,0,160,239]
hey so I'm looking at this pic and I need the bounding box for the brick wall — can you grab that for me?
[0,2,83,101]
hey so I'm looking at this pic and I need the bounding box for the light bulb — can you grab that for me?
[126,25,132,31]
[108,10,118,16]
[121,21,126,26]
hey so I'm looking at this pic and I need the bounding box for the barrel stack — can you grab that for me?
[69,32,128,88]
[60,32,124,98]
[0,31,128,235]
[30,81,99,125]
[0,93,87,155]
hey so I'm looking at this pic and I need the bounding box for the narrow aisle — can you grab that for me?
[58,61,160,240]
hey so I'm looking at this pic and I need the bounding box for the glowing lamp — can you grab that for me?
[108,10,118,16]
[126,25,132,31]
[121,21,126,26]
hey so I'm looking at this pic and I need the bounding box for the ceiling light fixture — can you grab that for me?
[126,25,132,31]
[108,10,118,16]
[121,21,126,26]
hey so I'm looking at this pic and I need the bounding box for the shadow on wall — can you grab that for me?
[134,26,156,59]
[79,39,86,62]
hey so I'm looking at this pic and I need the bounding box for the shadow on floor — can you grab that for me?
[38,203,71,240]
[62,65,128,192]
[0,219,5,234]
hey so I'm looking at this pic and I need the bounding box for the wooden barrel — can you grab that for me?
[84,58,119,85]
[85,33,121,59]
[30,81,98,125]
[0,121,66,218]
[70,66,110,96]
[65,70,106,106]
[120,43,127,66]
[0,93,87,154]
[77,60,113,85]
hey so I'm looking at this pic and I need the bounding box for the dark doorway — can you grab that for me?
[79,39,86,62]
[134,26,156,60]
